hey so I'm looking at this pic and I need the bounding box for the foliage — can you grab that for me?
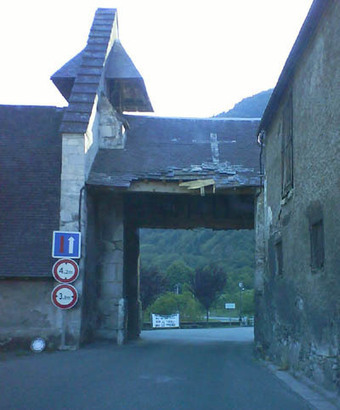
[214,89,273,119]
[140,228,254,274]
[165,260,194,291]
[190,264,227,321]
[241,290,255,315]
[140,266,168,309]
[139,228,256,318]
[217,289,254,316]
[146,291,203,322]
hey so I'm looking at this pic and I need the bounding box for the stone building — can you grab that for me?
[0,9,260,349]
[2,0,338,395]
[255,0,340,393]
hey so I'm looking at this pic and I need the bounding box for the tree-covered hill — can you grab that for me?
[214,89,272,118]
[140,228,255,293]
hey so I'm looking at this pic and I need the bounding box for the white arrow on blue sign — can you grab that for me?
[52,231,81,259]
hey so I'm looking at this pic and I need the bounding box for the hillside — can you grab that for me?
[215,89,272,118]
[140,228,255,291]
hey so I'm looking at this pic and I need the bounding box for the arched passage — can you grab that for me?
[81,187,257,343]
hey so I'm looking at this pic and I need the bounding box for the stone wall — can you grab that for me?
[94,195,126,343]
[256,1,340,392]
[0,279,63,350]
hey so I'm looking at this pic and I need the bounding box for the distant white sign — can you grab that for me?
[225,303,236,309]
[152,314,180,328]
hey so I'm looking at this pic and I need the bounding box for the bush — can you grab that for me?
[146,291,202,322]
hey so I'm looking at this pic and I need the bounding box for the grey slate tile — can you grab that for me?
[0,105,63,277]
[76,75,102,84]
[77,67,104,76]
[69,92,97,103]
[88,115,261,189]
[71,83,99,93]
[58,9,116,134]
[67,102,95,113]
[60,121,88,134]
[62,111,91,123]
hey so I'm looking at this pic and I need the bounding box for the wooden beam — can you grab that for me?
[179,179,215,190]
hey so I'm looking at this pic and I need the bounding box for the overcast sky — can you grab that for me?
[0,0,313,117]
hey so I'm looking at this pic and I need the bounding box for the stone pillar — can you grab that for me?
[124,220,141,340]
[58,133,87,349]
[95,196,126,343]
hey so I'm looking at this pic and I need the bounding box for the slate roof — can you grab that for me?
[88,115,261,189]
[0,105,63,277]
[105,41,153,112]
[51,50,84,101]
[258,0,331,134]
[105,40,142,79]
[59,9,117,134]
[52,8,152,131]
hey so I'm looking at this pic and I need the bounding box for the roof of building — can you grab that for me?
[58,8,118,134]
[52,9,152,132]
[105,41,153,112]
[88,115,260,190]
[105,40,142,79]
[258,0,331,134]
[0,105,63,277]
[51,51,84,101]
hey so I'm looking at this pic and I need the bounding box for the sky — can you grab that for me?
[0,0,314,117]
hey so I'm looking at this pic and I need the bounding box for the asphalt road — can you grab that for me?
[0,328,312,410]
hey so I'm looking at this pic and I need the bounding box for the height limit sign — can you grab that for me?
[52,231,81,259]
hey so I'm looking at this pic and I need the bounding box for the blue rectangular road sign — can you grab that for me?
[52,231,81,259]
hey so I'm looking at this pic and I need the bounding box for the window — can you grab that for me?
[310,219,324,269]
[275,240,283,276]
[281,94,293,197]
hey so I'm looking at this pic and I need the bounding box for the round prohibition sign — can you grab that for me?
[52,259,79,283]
[51,284,78,310]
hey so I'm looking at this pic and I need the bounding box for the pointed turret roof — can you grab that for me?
[56,8,118,134]
[105,40,141,79]
[51,50,83,101]
[51,8,153,133]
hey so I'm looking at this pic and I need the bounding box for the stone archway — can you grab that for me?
[80,187,257,343]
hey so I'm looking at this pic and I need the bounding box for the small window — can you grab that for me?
[281,94,293,197]
[275,240,283,276]
[310,219,324,269]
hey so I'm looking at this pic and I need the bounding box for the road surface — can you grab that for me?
[0,328,312,409]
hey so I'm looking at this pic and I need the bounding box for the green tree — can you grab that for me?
[165,260,194,292]
[140,266,168,309]
[190,264,227,321]
[240,289,254,315]
[147,291,202,321]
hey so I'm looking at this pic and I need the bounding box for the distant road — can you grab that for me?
[0,328,311,409]
[208,315,240,322]
[142,326,254,342]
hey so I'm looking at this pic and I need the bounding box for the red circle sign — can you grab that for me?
[51,284,78,309]
[52,259,79,283]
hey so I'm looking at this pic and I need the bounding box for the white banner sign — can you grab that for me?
[225,303,236,309]
[152,314,180,328]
